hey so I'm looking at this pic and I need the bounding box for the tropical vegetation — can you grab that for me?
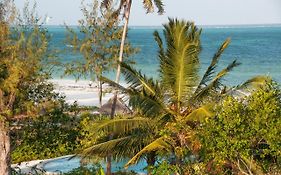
[80,18,275,175]
[64,0,136,107]
[0,0,280,175]
[0,0,55,173]
[200,82,281,174]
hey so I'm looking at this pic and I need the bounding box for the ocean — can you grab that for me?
[49,25,281,86]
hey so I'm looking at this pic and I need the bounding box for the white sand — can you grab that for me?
[50,79,114,107]
[12,159,49,174]
[12,155,74,175]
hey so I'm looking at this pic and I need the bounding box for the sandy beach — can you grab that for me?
[50,79,114,107]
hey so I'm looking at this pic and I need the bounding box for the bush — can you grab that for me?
[199,82,281,174]
[11,99,83,163]
[63,165,103,175]
[63,166,137,175]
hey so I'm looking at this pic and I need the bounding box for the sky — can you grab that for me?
[14,0,281,26]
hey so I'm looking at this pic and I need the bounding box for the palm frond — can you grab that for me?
[153,31,165,61]
[143,0,154,13]
[192,60,240,101]
[92,118,151,135]
[121,62,158,96]
[196,38,231,93]
[129,92,165,117]
[235,75,271,90]
[102,62,165,117]
[184,104,214,122]
[100,76,128,93]
[160,19,201,107]
[101,0,113,8]
[215,60,240,80]
[103,0,125,19]
[153,0,164,14]
[83,126,158,160]
[142,0,164,14]
[125,137,171,167]
[82,136,131,157]
[158,112,176,125]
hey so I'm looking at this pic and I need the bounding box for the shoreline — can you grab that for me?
[50,79,113,107]
[12,155,147,175]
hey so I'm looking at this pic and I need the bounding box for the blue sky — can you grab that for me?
[14,0,281,26]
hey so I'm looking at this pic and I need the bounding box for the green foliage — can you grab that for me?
[151,161,179,175]
[87,19,272,175]
[0,0,53,120]
[64,0,137,106]
[200,82,281,174]
[65,0,131,79]
[63,165,137,175]
[80,114,154,162]
[155,19,201,106]
[1,1,94,166]
[114,171,137,175]
[78,112,106,153]
[11,99,82,163]
[81,19,252,175]
[63,165,104,175]
[0,1,60,173]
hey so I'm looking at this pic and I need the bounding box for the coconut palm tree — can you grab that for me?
[82,18,269,174]
[100,1,163,174]
[100,0,164,117]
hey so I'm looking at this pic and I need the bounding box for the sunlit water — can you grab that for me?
[48,25,281,86]
[43,156,147,174]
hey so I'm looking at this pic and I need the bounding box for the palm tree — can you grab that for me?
[82,18,269,174]
[100,1,163,174]
[100,0,164,117]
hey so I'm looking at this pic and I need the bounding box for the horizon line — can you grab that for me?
[43,23,281,28]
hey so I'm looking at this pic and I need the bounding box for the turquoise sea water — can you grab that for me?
[49,25,281,86]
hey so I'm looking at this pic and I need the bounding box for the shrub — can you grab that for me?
[200,82,281,174]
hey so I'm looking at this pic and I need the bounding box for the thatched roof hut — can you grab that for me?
[98,97,132,116]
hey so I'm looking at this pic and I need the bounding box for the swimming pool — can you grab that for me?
[42,155,147,174]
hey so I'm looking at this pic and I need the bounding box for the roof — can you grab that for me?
[98,97,132,116]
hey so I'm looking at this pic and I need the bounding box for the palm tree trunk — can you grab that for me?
[107,1,132,175]
[0,119,11,175]
[110,0,132,118]
[98,76,103,108]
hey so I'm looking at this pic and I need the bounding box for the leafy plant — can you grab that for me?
[63,165,104,175]
[11,98,82,163]
[0,1,55,173]
[200,82,281,174]
[64,0,136,107]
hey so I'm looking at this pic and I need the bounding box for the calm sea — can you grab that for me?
[49,25,281,86]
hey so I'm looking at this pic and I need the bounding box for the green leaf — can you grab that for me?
[125,137,171,167]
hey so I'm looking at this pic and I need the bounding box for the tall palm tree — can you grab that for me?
[83,18,269,174]
[100,1,163,174]
[100,0,164,117]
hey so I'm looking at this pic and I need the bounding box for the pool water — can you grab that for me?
[43,155,147,174]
